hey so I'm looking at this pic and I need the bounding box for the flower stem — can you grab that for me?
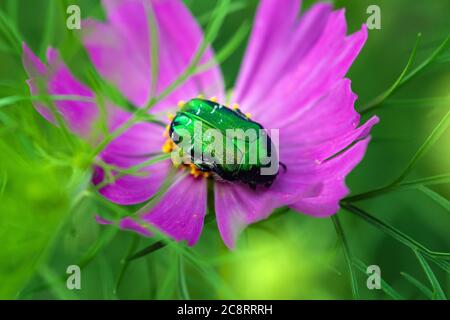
[89,0,231,160]
[341,202,450,260]
[331,215,360,299]
[360,33,450,115]
[344,109,450,203]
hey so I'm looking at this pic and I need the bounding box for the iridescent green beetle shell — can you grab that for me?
[169,98,280,189]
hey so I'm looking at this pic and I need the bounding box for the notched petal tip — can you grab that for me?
[290,136,372,218]
[22,42,46,77]
[95,215,112,225]
[120,217,152,237]
[95,215,152,236]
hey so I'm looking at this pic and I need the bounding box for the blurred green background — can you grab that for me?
[0,0,449,299]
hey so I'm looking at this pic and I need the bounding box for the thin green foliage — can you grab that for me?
[94,153,171,190]
[344,174,450,203]
[341,203,450,261]
[345,110,450,203]
[5,1,18,22]
[352,258,404,300]
[331,215,359,299]
[38,265,79,300]
[360,33,422,114]
[416,185,450,212]
[385,96,450,109]
[55,1,141,116]
[341,203,449,298]
[360,33,450,114]
[400,272,433,299]
[0,171,7,198]
[414,251,447,300]
[197,1,247,25]
[37,82,78,150]
[147,5,160,99]
[393,110,450,184]
[0,0,448,301]
[127,222,236,298]
[78,226,119,269]
[0,8,22,55]
[178,254,191,300]
[39,1,55,56]
[127,241,167,261]
[195,21,251,76]
[89,0,231,158]
[127,211,219,262]
[114,235,140,296]
[0,94,94,108]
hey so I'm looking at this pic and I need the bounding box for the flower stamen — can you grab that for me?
[162,113,211,179]
[162,138,175,153]
[188,163,211,179]
[177,100,186,108]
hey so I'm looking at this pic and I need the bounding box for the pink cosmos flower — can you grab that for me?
[22,0,378,248]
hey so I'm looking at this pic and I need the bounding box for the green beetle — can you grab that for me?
[169,98,283,189]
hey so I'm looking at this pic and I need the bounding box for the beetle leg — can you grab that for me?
[248,182,257,190]
[264,181,273,188]
[234,108,244,115]
[195,163,212,172]
[279,162,287,173]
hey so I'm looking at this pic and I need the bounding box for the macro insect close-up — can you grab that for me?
[167,98,281,189]
[0,0,449,303]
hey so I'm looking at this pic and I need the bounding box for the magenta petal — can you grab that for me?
[101,118,166,161]
[141,175,207,246]
[119,217,152,236]
[275,79,359,140]
[306,116,378,162]
[280,115,379,165]
[95,120,170,205]
[22,44,98,137]
[95,215,111,225]
[96,160,170,205]
[260,23,368,125]
[290,179,348,217]
[272,128,375,212]
[214,183,280,249]
[83,18,150,106]
[233,0,302,104]
[266,79,378,205]
[22,43,46,76]
[96,175,207,244]
[83,0,225,109]
[150,0,225,111]
[82,10,151,106]
[276,79,380,164]
[290,137,372,217]
[235,2,368,124]
[95,215,152,236]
